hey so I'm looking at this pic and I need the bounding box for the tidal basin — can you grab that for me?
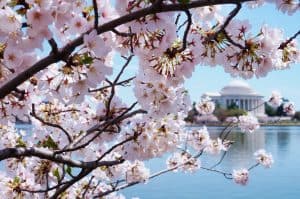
[124,126,300,199]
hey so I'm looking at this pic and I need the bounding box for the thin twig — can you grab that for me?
[30,104,72,143]
[89,76,136,93]
[279,30,300,49]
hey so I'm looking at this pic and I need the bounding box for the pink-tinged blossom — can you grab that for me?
[134,69,191,117]
[254,149,274,168]
[274,0,299,15]
[84,30,111,58]
[238,115,260,133]
[196,97,215,115]
[167,152,200,173]
[26,0,53,8]
[125,161,150,183]
[189,126,211,151]
[87,59,113,85]
[0,7,22,34]
[260,25,283,52]
[3,47,23,68]
[27,7,53,31]
[68,15,89,35]
[233,169,249,185]
[193,5,224,22]
[205,138,226,155]
[268,91,282,107]
[283,102,296,116]
[247,0,265,8]
[0,0,7,8]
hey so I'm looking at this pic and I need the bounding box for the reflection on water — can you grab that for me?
[124,126,300,199]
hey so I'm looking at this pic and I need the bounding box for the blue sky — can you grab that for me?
[117,3,300,109]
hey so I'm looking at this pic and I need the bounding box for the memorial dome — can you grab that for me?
[220,80,258,96]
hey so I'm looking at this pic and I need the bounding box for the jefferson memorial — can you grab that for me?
[202,80,265,116]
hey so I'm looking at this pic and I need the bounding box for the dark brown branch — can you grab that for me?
[176,19,188,33]
[112,28,135,37]
[175,13,181,25]
[92,0,99,28]
[0,0,253,100]
[48,38,58,54]
[50,168,92,199]
[210,3,244,49]
[177,10,192,53]
[0,147,125,168]
[279,29,300,49]
[218,3,241,33]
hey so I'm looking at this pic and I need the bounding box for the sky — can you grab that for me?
[116,2,300,109]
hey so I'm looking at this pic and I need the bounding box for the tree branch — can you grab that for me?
[92,0,99,28]
[279,29,300,49]
[89,76,136,93]
[0,147,124,169]
[177,10,192,53]
[30,104,72,143]
[0,0,253,99]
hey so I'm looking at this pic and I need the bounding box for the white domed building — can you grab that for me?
[202,80,265,117]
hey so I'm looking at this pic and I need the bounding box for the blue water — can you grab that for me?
[123,126,300,199]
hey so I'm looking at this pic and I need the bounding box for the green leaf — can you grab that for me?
[39,136,59,150]
[66,166,72,176]
[52,168,60,181]
[13,176,20,184]
[80,53,93,65]
[16,137,26,147]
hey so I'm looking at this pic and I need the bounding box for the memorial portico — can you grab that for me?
[202,80,265,117]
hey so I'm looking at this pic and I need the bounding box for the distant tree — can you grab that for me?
[214,106,246,122]
[293,112,300,121]
[265,98,291,117]
[227,102,239,110]
[265,102,278,116]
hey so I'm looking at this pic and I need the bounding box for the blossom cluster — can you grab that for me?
[0,0,297,198]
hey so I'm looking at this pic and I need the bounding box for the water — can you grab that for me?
[123,126,300,199]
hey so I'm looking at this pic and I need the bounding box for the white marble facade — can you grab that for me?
[202,80,265,117]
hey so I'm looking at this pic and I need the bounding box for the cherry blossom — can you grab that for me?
[0,1,298,198]
[205,138,227,155]
[188,126,211,151]
[125,161,150,183]
[3,47,24,68]
[196,97,216,115]
[167,151,200,173]
[0,7,22,34]
[254,149,274,168]
[233,169,249,185]
[238,115,260,133]
[268,91,283,107]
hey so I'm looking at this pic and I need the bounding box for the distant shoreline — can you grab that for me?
[186,122,300,127]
